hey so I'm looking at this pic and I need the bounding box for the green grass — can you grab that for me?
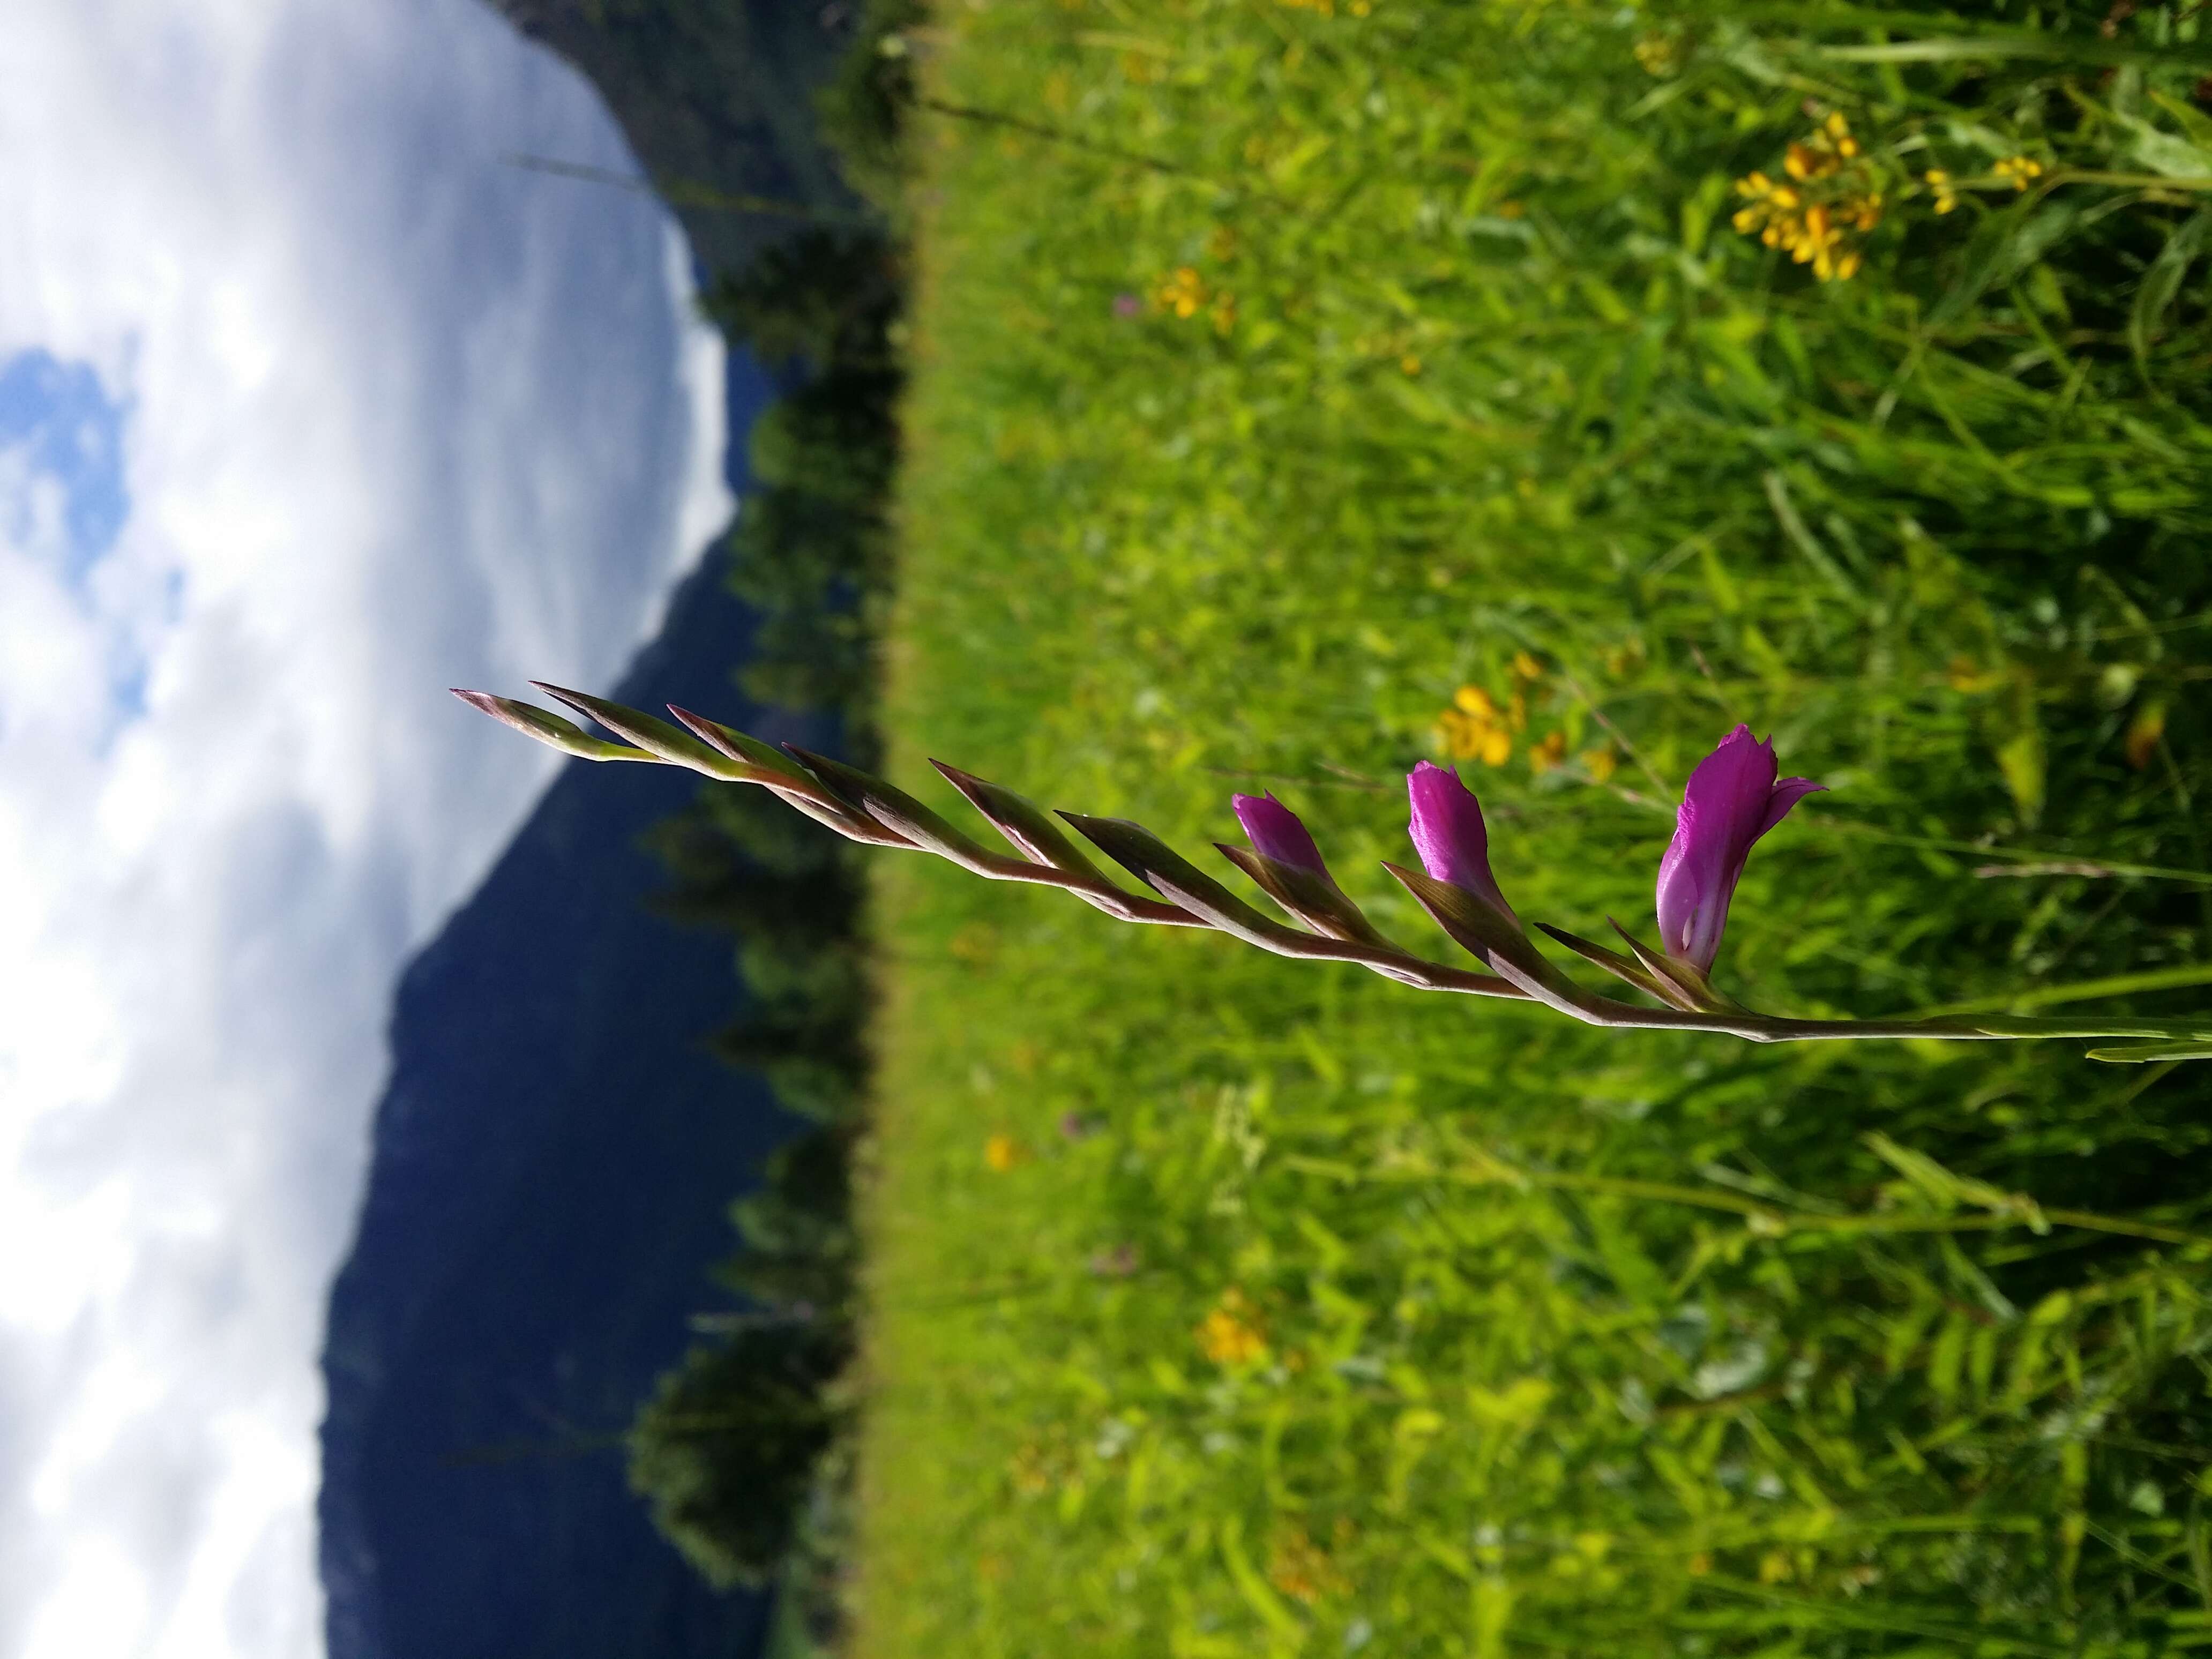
[851,4,2212,1652]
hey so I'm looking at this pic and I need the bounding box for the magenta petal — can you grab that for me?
[1654,833,1703,961]
[1759,775,1826,838]
[1233,791,1328,875]
[1406,761,1514,916]
[1654,726,1826,970]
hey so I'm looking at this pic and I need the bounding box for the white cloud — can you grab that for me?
[0,1,734,1655]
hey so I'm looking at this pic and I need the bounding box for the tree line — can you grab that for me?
[622,4,921,1643]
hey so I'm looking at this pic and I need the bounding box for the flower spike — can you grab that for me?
[460,684,2212,1060]
[1655,726,1825,972]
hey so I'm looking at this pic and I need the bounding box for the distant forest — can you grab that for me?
[621,4,920,1647]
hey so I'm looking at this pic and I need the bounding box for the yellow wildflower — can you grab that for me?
[1510,649,1544,681]
[1437,685,1513,766]
[1211,290,1238,337]
[1528,730,1568,774]
[984,1132,1022,1171]
[1784,112,1859,180]
[1800,202,1833,250]
[1994,154,2044,190]
[1400,352,1422,376]
[1733,113,1880,280]
[1581,745,1618,783]
[1197,1288,1268,1366]
[1267,1525,1352,1603]
[1924,169,1958,214]
[1632,34,1677,76]
[1156,266,1206,318]
[1784,142,1834,182]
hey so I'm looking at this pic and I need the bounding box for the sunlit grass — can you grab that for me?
[854,4,2212,1652]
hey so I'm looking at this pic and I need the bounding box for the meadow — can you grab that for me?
[850,3,2212,1651]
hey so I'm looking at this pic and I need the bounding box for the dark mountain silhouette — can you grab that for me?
[319,3,868,1650]
[318,402,840,1655]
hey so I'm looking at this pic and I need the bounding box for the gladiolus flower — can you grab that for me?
[1233,792,1328,874]
[1655,727,1825,970]
[1406,760,1514,918]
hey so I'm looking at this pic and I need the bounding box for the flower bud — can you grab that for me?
[1655,726,1825,970]
[1406,761,1514,919]
[1232,792,1328,876]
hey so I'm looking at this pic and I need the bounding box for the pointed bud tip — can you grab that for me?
[665,702,733,750]
[666,701,739,739]
[528,679,593,714]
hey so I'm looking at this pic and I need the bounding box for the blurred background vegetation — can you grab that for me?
[842,2,2212,1655]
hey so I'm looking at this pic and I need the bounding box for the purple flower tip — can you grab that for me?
[1406,761,1514,917]
[1112,292,1142,318]
[1655,725,1827,970]
[1233,791,1329,875]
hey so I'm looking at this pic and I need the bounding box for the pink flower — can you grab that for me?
[1232,791,1328,873]
[1655,726,1825,970]
[1406,761,1514,917]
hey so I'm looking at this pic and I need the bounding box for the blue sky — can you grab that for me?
[0,349,131,584]
[0,349,147,718]
[0,3,733,1654]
